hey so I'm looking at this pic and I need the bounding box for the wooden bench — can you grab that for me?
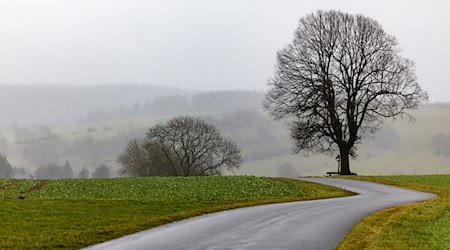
[326,172,357,176]
[326,171,341,176]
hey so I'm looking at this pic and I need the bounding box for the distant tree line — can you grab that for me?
[34,161,74,179]
[82,90,265,122]
[190,90,264,113]
[34,161,111,179]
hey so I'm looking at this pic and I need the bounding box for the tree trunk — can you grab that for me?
[339,146,351,175]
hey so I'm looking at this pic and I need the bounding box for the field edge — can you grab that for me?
[336,175,449,250]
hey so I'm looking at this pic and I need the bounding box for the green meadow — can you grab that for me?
[0,176,351,249]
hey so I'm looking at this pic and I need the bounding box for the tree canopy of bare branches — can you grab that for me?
[264,10,428,175]
[147,116,241,176]
[118,116,242,177]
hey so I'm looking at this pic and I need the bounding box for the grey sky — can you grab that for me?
[0,0,448,101]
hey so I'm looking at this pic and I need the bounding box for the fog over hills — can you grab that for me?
[1,1,449,102]
[0,84,447,178]
[0,84,197,125]
[0,0,449,178]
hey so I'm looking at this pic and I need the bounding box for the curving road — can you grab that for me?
[85,178,435,250]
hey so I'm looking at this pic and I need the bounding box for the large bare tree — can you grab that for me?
[264,10,428,175]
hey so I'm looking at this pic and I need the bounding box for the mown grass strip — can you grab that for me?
[337,175,450,250]
[0,176,352,249]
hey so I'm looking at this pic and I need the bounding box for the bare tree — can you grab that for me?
[117,139,172,176]
[264,10,428,175]
[147,116,242,176]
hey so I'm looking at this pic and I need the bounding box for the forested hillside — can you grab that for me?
[0,88,267,177]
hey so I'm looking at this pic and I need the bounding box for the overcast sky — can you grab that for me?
[0,0,449,101]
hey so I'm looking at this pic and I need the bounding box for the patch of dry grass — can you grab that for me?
[337,175,449,250]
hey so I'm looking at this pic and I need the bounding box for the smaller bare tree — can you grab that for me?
[146,116,242,176]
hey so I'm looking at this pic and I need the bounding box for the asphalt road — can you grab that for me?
[85,178,435,250]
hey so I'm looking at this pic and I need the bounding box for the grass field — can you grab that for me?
[0,176,351,249]
[337,175,450,250]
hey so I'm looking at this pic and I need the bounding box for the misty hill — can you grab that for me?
[1,84,447,177]
[0,84,197,125]
[2,104,449,178]
[0,85,265,126]
[191,91,264,113]
[81,90,265,123]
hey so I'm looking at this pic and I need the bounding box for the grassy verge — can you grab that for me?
[0,176,351,249]
[337,175,450,250]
